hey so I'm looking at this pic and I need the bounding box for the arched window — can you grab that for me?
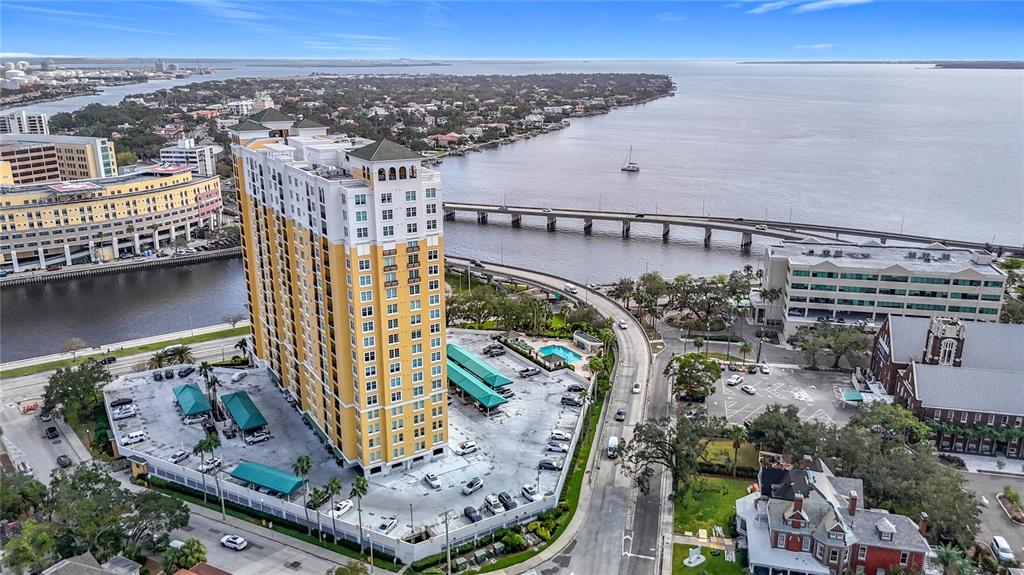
[939,339,957,365]
[399,166,407,180]
[388,167,397,180]
[377,168,386,182]
[410,166,417,178]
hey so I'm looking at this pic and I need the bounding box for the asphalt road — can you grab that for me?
[449,259,656,575]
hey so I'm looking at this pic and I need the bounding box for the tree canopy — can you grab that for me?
[664,353,720,402]
[41,361,112,418]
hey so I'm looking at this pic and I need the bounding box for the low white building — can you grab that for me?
[227,100,255,116]
[158,138,217,177]
[752,240,1006,338]
[0,111,49,135]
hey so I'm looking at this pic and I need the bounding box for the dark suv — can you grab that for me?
[560,396,583,407]
[177,366,196,378]
[498,491,518,510]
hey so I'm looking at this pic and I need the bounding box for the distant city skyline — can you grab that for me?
[1,0,1022,61]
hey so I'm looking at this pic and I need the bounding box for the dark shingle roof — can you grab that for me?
[248,107,293,123]
[349,139,422,162]
[227,119,269,132]
[293,118,325,129]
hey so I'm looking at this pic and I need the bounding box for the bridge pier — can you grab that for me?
[662,223,671,241]
[546,216,557,232]
[740,232,753,253]
[704,226,712,248]
[622,221,631,238]
[583,218,593,235]
[444,209,456,221]
[476,211,488,224]
[511,214,521,228]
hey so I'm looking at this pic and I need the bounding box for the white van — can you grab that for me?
[607,436,620,459]
[122,431,146,445]
[564,283,578,294]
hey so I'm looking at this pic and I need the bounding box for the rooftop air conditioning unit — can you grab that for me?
[806,249,815,255]
[822,249,831,257]
[940,253,951,261]
[862,253,871,258]
[834,249,844,257]
[907,251,917,259]
[922,252,932,261]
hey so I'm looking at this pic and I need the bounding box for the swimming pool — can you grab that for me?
[539,344,583,363]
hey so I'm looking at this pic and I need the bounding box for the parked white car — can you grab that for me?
[198,458,222,473]
[424,473,441,489]
[332,499,354,518]
[220,534,247,551]
[458,441,478,455]
[521,484,542,502]
[550,430,572,442]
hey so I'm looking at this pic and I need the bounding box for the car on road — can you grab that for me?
[43,426,59,439]
[546,442,568,453]
[332,499,353,518]
[498,491,518,510]
[755,224,768,231]
[424,473,441,489]
[740,385,756,395]
[542,208,552,213]
[177,366,196,378]
[169,451,189,464]
[56,455,73,468]
[198,458,222,473]
[220,535,248,551]
[538,459,562,471]
[567,383,587,393]
[560,396,583,407]
[464,506,483,522]
[992,536,1015,563]
[462,477,484,495]
[110,397,133,409]
[518,367,541,378]
[46,264,63,271]
[760,364,771,374]
[522,484,542,502]
[458,441,478,455]
[617,319,628,329]
[551,430,572,442]
[614,408,627,422]
[470,259,484,268]
[98,356,117,365]
[631,382,642,394]
[727,375,744,386]
[635,213,645,218]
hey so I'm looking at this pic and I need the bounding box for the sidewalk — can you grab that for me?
[959,453,1024,477]
[0,321,248,371]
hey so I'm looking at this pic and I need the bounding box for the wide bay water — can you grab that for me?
[2,60,1021,361]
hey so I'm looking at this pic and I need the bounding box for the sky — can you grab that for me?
[1,0,1022,61]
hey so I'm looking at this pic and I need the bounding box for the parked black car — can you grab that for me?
[560,396,583,407]
[498,491,518,510]
[567,384,587,393]
[177,366,196,378]
[110,398,133,409]
[43,426,58,439]
[165,369,175,379]
[153,371,164,381]
[464,506,482,523]
[56,455,73,468]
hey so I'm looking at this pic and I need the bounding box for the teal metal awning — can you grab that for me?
[447,360,507,409]
[220,391,268,431]
[230,461,304,495]
[842,390,864,402]
[172,383,211,417]
[447,343,513,388]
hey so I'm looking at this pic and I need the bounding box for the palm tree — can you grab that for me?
[325,476,343,543]
[206,376,221,421]
[350,475,369,555]
[167,345,195,365]
[199,361,214,382]
[148,351,168,369]
[935,543,963,575]
[608,277,635,310]
[234,338,248,356]
[738,342,753,364]
[693,336,705,358]
[293,455,313,535]
[725,426,748,477]
[192,434,220,503]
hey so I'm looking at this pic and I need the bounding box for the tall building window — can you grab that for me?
[356,227,368,238]
[381,193,392,203]
[939,339,956,365]
[354,194,366,205]
[383,226,394,237]
[405,190,417,202]
[425,188,436,198]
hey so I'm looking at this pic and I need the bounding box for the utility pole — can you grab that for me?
[756,334,764,364]
[445,511,452,575]
[216,472,226,520]
[409,503,414,532]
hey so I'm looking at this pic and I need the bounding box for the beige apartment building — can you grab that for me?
[231,111,448,475]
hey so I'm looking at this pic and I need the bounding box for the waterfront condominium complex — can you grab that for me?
[230,110,448,475]
[0,134,117,183]
[752,240,1006,338]
[0,165,221,272]
[0,111,50,135]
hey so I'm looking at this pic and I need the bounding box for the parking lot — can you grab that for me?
[704,364,858,426]
[103,329,588,540]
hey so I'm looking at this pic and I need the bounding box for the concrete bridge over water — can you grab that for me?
[443,202,1021,255]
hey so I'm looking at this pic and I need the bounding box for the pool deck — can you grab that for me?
[534,339,595,377]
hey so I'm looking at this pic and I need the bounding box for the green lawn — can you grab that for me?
[704,440,759,469]
[673,476,751,534]
[0,326,251,379]
[673,545,742,575]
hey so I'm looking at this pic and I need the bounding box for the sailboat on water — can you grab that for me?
[621,146,640,172]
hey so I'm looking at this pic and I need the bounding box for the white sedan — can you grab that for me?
[740,385,757,396]
[220,534,248,551]
[617,319,628,330]
[332,499,354,518]
[631,382,642,394]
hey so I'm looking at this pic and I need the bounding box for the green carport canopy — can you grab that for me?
[447,343,513,388]
[172,383,211,417]
[220,391,268,431]
[447,360,507,409]
[842,390,864,402]
[230,461,304,496]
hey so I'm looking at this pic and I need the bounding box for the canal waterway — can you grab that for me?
[2,61,1021,361]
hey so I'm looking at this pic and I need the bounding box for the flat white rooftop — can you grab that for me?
[768,241,1004,277]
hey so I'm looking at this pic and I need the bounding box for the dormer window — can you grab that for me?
[881,532,893,542]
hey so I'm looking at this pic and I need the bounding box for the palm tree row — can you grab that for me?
[192,433,221,503]
[287,455,370,553]
[147,345,195,369]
